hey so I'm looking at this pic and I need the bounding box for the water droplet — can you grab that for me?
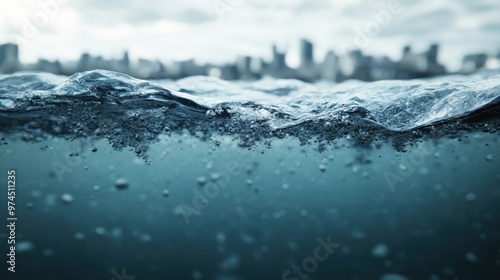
[114,178,129,190]
[112,228,123,237]
[197,176,207,187]
[95,227,106,235]
[162,189,170,197]
[465,252,478,263]
[192,270,202,280]
[17,241,34,253]
[74,232,86,242]
[211,173,220,181]
[466,192,476,201]
[380,273,409,280]
[319,164,327,172]
[282,183,290,190]
[372,243,389,258]
[43,249,53,257]
[139,233,152,242]
[216,232,226,244]
[61,193,74,204]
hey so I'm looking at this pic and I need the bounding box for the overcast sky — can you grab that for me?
[1,0,499,70]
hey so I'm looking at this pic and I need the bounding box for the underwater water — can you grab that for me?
[0,70,499,280]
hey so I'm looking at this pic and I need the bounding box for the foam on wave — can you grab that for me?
[0,70,499,153]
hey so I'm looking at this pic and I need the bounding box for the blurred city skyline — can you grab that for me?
[1,0,500,71]
[1,39,498,82]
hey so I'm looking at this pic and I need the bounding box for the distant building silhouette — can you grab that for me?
[461,54,488,74]
[319,51,339,81]
[396,44,446,79]
[0,43,20,73]
[270,45,287,76]
[298,39,317,82]
[339,50,372,81]
[0,40,497,81]
[300,39,314,68]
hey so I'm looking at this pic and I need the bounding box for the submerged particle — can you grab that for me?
[95,227,106,235]
[192,270,202,280]
[93,185,100,191]
[352,229,366,239]
[61,193,74,204]
[485,154,495,161]
[112,228,123,237]
[43,249,53,257]
[84,166,88,170]
[26,202,34,209]
[379,274,409,280]
[197,176,207,187]
[282,183,290,190]
[114,178,129,190]
[16,241,35,253]
[246,179,253,186]
[288,241,297,251]
[419,167,429,175]
[465,252,478,263]
[211,173,221,181]
[442,267,454,277]
[466,193,477,201]
[372,243,389,258]
[139,233,152,242]
[206,161,214,170]
[273,210,286,219]
[216,232,226,244]
[74,232,86,242]
[319,164,327,173]
[219,254,240,271]
[162,189,170,197]
[91,147,98,152]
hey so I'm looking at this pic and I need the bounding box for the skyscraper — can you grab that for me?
[300,39,314,68]
[0,43,20,73]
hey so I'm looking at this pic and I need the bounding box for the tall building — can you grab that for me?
[0,43,20,73]
[320,51,338,81]
[461,54,488,74]
[300,39,314,68]
[120,51,130,71]
[396,44,445,79]
[269,45,291,78]
[339,50,372,81]
[297,39,317,81]
[272,45,286,72]
[236,56,253,80]
[425,43,446,76]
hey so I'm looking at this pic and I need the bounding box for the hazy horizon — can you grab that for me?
[1,0,500,71]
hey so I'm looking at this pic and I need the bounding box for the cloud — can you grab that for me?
[0,0,498,70]
[176,8,214,24]
[380,8,457,36]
